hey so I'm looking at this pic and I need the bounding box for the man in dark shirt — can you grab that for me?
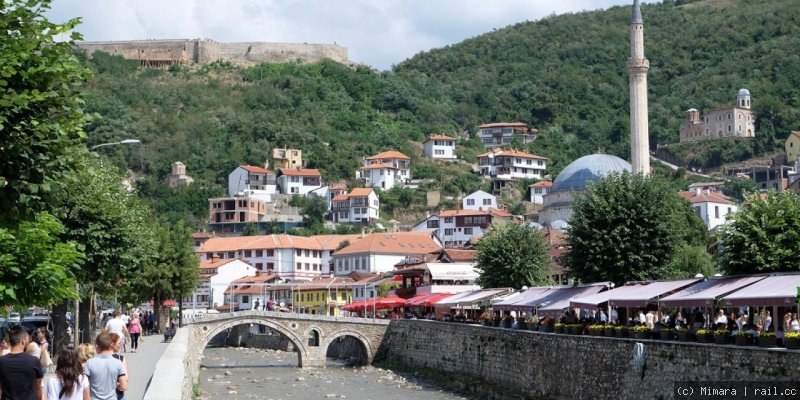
[0,326,44,400]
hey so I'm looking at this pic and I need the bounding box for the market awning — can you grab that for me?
[426,263,480,281]
[340,296,407,311]
[435,288,513,309]
[492,287,552,311]
[407,292,454,307]
[610,278,702,308]
[537,285,606,317]
[658,276,767,308]
[722,274,800,307]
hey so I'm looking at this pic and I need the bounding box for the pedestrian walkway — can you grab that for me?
[125,334,171,400]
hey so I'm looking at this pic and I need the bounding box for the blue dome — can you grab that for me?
[738,88,750,96]
[551,154,632,192]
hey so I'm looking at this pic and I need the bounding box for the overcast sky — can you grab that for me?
[46,0,653,70]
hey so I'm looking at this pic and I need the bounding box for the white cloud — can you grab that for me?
[46,0,650,70]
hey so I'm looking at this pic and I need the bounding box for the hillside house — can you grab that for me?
[183,258,257,310]
[208,194,269,228]
[423,135,457,160]
[331,232,442,277]
[357,150,411,190]
[786,131,800,162]
[331,188,380,224]
[278,168,322,195]
[529,181,553,204]
[462,190,497,211]
[678,189,738,231]
[223,273,282,311]
[413,208,512,247]
[228,165,277,196]
[478,122,537,148]
[272,148,302,170]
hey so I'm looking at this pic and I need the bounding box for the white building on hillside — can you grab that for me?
[529,181,552,204]
[413,208,512,247]
[478,122,537,148]
[228,165,277,196]
[678,189,738,230]
[462,190,497,211]
[478,148,548,180]
[331,232,442,277]
[278,168,323,195]
[357,150,411,190]
[423,135,456,160]
[331,188,380,224]
[183,258,257,310]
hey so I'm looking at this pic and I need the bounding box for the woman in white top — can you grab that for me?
[46,348,90,400]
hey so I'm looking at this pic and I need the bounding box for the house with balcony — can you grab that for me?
[331,188,380,224]
[357,150,411,190]
[462,190,497,211]
[423,135,456,160]
[223,273,282,311]
[183,258,257,310]
[478,148,548,192]
[198,233,361,281]
[331,232,442,277]
[413,209,512,247]
[678,189,739,231]
[291,277,356,316]
[277,168,322,195]
[529,180,553,204]
[272,148,303,170]
[228,165,277,197]
[478,122,537,148]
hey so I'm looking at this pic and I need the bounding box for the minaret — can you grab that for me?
[628,0,650,175]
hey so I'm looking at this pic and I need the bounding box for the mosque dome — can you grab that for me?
[551,154,632,192]
[738,88,750,96]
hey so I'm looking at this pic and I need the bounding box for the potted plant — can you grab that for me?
[554,322,565,334]
[758,332,777,347]
[588,325,604,336]
[713,329,730,344]
[616,326,628,338]
[695,329,713,343]
[604,326,616,337]
[676,328,695,341]
[568,324,582,335]
[631,325,650,339]
[784,332,800,349]
[734,331,754,346]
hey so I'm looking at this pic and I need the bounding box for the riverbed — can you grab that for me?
[197,347,470,400]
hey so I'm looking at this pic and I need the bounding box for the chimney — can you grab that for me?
[695,187,701,195]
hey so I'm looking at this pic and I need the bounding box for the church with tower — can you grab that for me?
[678,89,756,143]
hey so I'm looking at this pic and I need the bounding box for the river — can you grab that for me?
[197,347,470,400]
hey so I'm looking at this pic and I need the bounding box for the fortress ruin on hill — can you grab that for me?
[75,38,349,67]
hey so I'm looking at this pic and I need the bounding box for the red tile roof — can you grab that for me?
[332,194,349,202]
[335,232,441,256]
[442,249,478,262]
[349,188,374,197]
[426,134,455,141]
[240,165,273,174]
[488,208,513,218]
[359,163,397,170]
[366,150,410,160]
[437,209,490,217]
[279,168,321,177]
[678,191,733,205]
[477,148,548,160]
[791,131,800,139]
[530,181,553,188]
[199,258,239,269]
[329,184,347,191]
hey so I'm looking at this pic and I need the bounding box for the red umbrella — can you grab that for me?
[341,296,407,311]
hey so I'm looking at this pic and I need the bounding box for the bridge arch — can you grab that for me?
[196,317,310,367]
[321,329,374,366]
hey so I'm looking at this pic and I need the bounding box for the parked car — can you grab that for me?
[21,315,53,336]
[7,312,20,324]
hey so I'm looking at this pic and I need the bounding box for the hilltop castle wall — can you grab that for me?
[75,39,349,67]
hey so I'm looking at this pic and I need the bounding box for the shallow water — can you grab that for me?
[198,347,469,400]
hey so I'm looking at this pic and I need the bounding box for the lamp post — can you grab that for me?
[90,139,141,150]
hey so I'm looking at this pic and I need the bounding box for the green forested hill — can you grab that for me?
[81,0,800,224]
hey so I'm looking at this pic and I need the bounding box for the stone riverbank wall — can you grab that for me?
[75,39,349,67]
[376,320,800,400]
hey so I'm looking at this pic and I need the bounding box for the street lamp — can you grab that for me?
[90,139,141,150]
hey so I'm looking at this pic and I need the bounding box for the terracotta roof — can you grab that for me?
[335,232,441,256]
[239,165,273,175]
[193,232,212,239]
[366,150,410,160]
[529,181,553,188]
[478,122,530,129]
[442,249,478,262]
[329,184,347,191]
[678,191,733,205]
[426,135,455,141]
[199,234,325,252]
[199,258,239,270]
[279,168,321,177]
[312,234,363,251]
[359,162,397,170]
[477,148,548,160]
[488,208,513,218]
[332,194,349,202]
[791,131,800,139]
[437,209,490,217]
[349,188,374,197]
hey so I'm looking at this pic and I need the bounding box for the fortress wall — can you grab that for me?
[77,40,197,63]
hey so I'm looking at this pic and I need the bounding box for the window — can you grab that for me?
[244,250,252,257]
[304,249,310,257]
[266,262,274,271]
[242,295,249,304]
[227,252,235,259]
[255,250,263,257]
[255,263,263,269]
[444,217,453,223]
[464,227,473,235]
[466,199,475,206]
[483,198,492,205]
[444,228,454,236]
[296,249,301,256]
[296,262,301,270]
[714,206,720,219]
[290,176,300,183]
[694,206,702,217]
[266,249,274,257]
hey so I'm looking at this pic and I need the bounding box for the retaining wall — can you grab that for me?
[377,320,800,400]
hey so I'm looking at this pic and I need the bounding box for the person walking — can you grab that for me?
[0,326,44,400]
[104,312,128,353]
[85,331,127,400]
[46,348,90,400]
[128,313,142,353]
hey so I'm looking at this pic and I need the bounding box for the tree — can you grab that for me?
[717,191,800,275]
[0,212,82,308]
[722,179,758,202]
[475,223,550,289]
[564,172,707,287]
[0,0,91,224]
[301,195,329,228]
[667,243,717,279]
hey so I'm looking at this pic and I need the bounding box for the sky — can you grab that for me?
[46,0,654,71]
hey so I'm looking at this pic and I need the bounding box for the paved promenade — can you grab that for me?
[125,334,171,400]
